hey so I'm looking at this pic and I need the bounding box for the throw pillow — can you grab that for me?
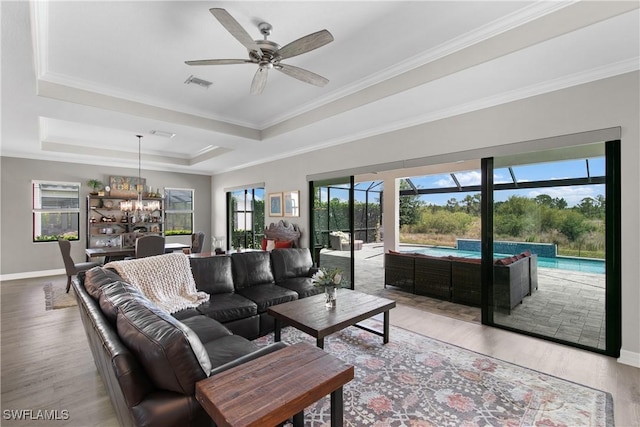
[261,238,276,251]
[274,240,292,249]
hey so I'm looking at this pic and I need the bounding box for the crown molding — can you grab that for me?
[30,0,48,80]
[37,80,260,140]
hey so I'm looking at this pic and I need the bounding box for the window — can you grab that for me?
[228,187,264,249]
[32,181,80,242]
[164,188,194,235]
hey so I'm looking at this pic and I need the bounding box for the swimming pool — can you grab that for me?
[402,246,605,274]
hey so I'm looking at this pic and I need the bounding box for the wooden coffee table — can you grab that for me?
[195,342,354,427]
[267,289,396,349]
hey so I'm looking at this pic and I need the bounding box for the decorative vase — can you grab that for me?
[324,286,337,308]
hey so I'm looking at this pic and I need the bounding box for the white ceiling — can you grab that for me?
[2,1,638,175]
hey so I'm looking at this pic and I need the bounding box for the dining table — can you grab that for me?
[85,242,190,262]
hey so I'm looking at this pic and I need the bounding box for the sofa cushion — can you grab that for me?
[180,315,233,344]
[202,334,262,369]
[83,267,124,299]
[277,277,324,298]
[116,297,212,395]
[231,251,274,289]
[171,308,200,321]
[189,256,235,294]
[98,280,147,325]
[449,256,481,264]
[271,248,313,282]
[236,284,298,313]
[195,293,258,323]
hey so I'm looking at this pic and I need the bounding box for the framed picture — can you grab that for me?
[268,192,283,217]
[284,190,300,217]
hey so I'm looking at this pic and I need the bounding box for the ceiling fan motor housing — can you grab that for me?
[249,40,281,63]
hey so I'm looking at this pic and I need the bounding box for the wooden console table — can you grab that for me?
[195,342,354,427]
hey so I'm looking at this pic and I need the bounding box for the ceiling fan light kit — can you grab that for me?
[185,8,334,95]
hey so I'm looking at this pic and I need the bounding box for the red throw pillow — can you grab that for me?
[274,240,292,249]
[495,257,514,265]
[261,238,268,251]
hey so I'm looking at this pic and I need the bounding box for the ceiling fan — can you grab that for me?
[185,8,334,95]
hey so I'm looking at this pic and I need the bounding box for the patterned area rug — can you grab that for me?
[253,321,613,427]
[43,282,77,310]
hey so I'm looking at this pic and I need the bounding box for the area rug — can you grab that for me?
[43,282,77,310]
[253,321,613,427]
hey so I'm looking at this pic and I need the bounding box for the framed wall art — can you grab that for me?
[268,192,283,217]
[283,190,300,217]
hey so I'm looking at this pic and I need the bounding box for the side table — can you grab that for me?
[195,342,354,427]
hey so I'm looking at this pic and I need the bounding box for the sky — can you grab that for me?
[351,157,606,207]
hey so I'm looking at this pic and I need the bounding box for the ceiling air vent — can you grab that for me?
[150,130,176,138]
[184,75,212,88]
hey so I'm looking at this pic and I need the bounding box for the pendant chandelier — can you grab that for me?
[120,135,160,216]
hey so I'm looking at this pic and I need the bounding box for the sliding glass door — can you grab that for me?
[309,177,354,289]
[484,141,620,356]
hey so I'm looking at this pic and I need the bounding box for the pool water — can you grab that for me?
[403,246,605,275]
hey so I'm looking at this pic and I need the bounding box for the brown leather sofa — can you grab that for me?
[73,248,321,426]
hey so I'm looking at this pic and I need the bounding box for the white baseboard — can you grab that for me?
[0,269,65,282]
[618,349,640,368]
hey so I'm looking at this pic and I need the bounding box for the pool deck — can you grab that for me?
[319,243,606,350]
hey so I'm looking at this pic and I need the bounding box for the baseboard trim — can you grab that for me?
[618,349,640,368]
[1,269,65,282]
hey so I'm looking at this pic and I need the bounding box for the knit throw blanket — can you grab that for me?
[105,253,209,314]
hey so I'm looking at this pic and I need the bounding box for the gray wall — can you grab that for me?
[211,72,640,364]
[0,157,211,276]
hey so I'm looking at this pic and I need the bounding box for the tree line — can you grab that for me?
[400,190,605,257]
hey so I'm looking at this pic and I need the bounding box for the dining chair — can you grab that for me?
[135,235,165,258]
[58,239,101,293]
[191,231,205,254]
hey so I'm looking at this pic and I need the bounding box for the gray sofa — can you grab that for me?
[74,247,322,426]
[384,250,538,312]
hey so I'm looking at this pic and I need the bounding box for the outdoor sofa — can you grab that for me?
[384,250,538,312]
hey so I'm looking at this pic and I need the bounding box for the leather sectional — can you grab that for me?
[73,248,322,427]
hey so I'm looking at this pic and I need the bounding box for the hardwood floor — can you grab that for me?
[1,275,639,426]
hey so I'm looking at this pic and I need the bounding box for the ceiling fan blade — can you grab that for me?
[276,63,329,87]
[209,8,263,57]
[185,59,254,66]
[276,30,334,60]
[250,67,269,95]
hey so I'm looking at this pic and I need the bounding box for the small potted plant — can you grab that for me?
[87,179,103,195]
[311,267,346,308]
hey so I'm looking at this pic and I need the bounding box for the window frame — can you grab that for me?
[32,180,81,242]
[164,187,194,236]
[227,186,265,250]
